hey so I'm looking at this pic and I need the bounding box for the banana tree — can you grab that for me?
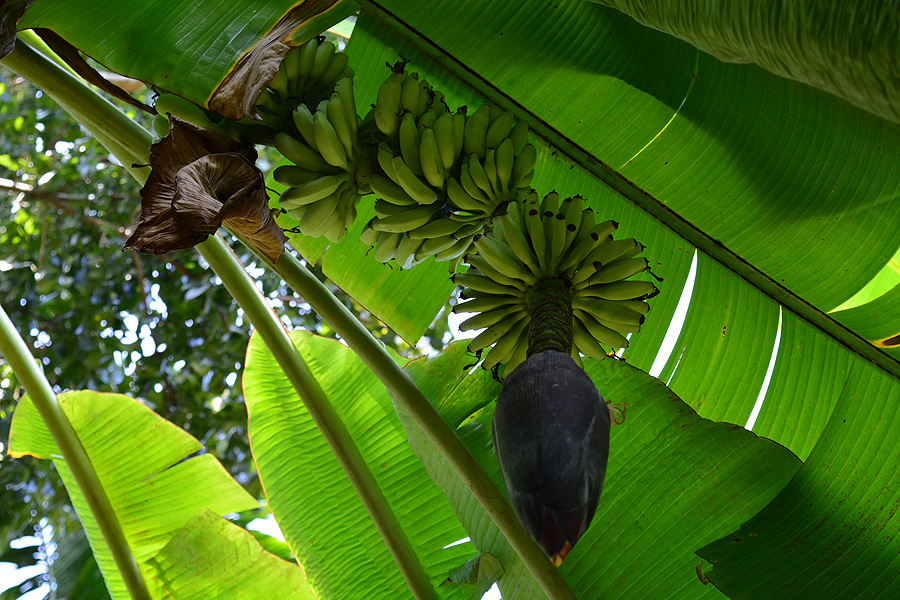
[3,1,900,599]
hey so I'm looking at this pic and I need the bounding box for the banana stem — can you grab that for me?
[197,236,439,600]
[527,278,573,356]
[0,304,153,600]
[256,250,576,600]
[4,36,439,600]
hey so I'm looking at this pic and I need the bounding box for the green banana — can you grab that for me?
[279,172,349,208]
[399,112,423,176]
[458,164,492,205]
[569,261,601,287]
[417,109,439,137]
[463,104,491,159]
[400,73,421,116]
[408,216,465,240]
[154,94,217,130]
[467,155,494,199]
[453,293,523,314]
[447,177,489,212]
[433,234,474,262]
[452,108,467,160]
[485,110,515,150]
[509,143,536,190]
[473,234,538,285]
[359,223,380,246]
[559,219,619,275]
[572,318,613,359]
[546,210,568,273]
[393,233,423,270]
[419,127,445,188]
[574,308,629,350]
[523,197,549,273]
[582,280,659,301]
[374,231,403,262]
[274,132,334,173]
[369,173,418,206]
[464,253,529,291]
[417,232,461,257]
[619,299,651,314]
[597,318,640,337]
[326,95,355,159]
[581,257,649,287]
[313,108,348,169]
[316,50,349,92]
[374,69,403,139]
[479,319,528,370]
[495,137,515,195]
[467,311,528,353]
[497,215,542,277]
[453,272,522,296]
[571,296,645,326]
[308,40,336,86]
[152,114,170,138]
[433,112,457,172]
[296,39,319,92]
[273,165,322,188]
[282,45,302,96]
[580,238,643,270]
[483,149,499,197]
[373,199,412,219]
[267,63,290,102]
[390,155,439,205]
[508,121,529,155]
[457,304,525,331]
[372,204,438,233]
[292,104,318,150]
[377,144,400,181]
[297,189,340,236]
[334,78,358,141]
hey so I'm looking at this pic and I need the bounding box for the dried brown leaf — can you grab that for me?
[124,117,286,262]
[1,0,35,59]
[208,0,351,121]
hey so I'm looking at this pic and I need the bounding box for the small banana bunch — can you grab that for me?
[272,77,362,242]
[448,105,536,215]
[361,62,537,268]
[256,36,353,129]
[453,190,658,372]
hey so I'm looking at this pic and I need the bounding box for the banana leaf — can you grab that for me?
[6,390,311,599]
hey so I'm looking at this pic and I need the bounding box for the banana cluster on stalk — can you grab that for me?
[361,62,537,267]
[452,190,658,373]
[272,77,362,242]
[449,104,536,215]
[255,36,353,129]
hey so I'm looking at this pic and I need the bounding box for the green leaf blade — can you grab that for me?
[8,390,260,599]
[243,331,472,599]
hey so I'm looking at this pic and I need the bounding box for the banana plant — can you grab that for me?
[3,1,900,599]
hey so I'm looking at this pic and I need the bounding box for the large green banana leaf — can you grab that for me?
[11,0,900,597]
[7,390,315,599]
[586,0,900,125]
[242,331,472,600]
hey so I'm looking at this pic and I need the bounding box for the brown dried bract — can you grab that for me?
[124,117,286,262]
[208,0,350,121]
[1,0,35,59]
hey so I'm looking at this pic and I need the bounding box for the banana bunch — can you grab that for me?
[272,77,362,242]
[448,105,536,216]
[363,64,475,265]
[452,190,658,372]
[256,36,353,128]
[362,63,537,267]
